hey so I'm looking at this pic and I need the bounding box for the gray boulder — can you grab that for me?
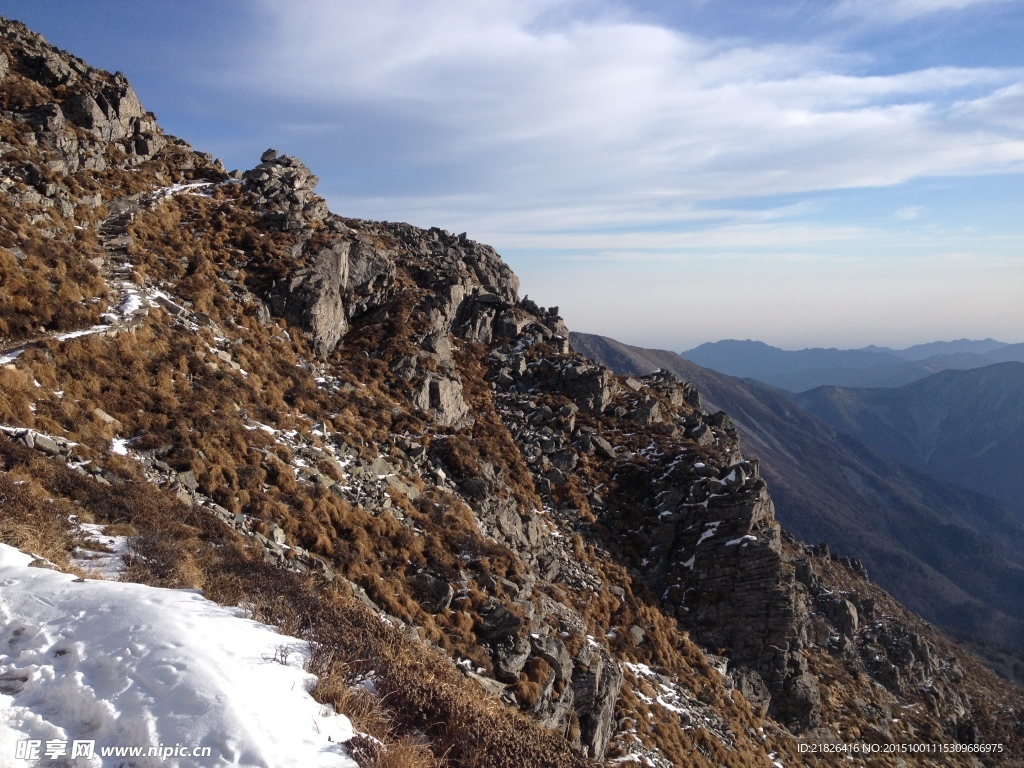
[477,604,524,642]
[409,572,454,614]
[571,642,623,759]
[414,375,470,428]
[493,635,531,682]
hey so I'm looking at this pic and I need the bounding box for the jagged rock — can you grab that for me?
[560,364,616,413]
[591,434,616,459]
[730,667,771,714]
[549,449,578,472]
[385,474,420,500]
[816,594,859,639]
[456,293,502,344]
[629,399,661,425]
[244,152,319,211]
[493,635,531,682]
[571,642,623,759]
[346,239,396,311]
[0,52,8,82]
[463,669,507,699]
[25,49,75,86]
[409,572,454,613]
[494,307,532,338]
[639,472,822,730]
[177,470,199,491]
[31,434,59,456]
[365,457,395,476]
[477,604,524,642]
[275,240,350,356]
[421,331,452,361]
[62,75,165,159]
[414,374,470,427]
[531,635,573,682]
[537,595,587,638]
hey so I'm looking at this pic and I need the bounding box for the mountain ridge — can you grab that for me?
[2,16,1023,766]
[680,338,1024,391]
[793,362,1024,520]
[572,332,1024,658]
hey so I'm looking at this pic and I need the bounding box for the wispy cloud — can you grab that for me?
[237,0,1023,236]
[216,0,1023,347]
[832,0,1018,22]
[895,205,925,220]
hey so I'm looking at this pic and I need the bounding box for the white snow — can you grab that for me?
[116,292,143,317]
[55,325,110,342]
[725,535,757,547]
[0,543,357,768]
[110,438,129,456]
[152,182,214,200]
[68,523,130,580]
[0,347,27,366]
[696,521,720,546]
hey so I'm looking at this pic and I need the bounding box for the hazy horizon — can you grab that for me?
[6,1,1021,350]
[578,331,1024,355]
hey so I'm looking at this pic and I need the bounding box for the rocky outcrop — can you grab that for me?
[247,153,533,359]
[62,75,165,159]
[638,465,821,729]
[0,18,175,188]
[274,240,352,356]
[572,642,623,758]
[243,149,328,229]
[413,374,471,428]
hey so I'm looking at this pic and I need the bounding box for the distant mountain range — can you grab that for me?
[794,363,1024,520]
[572,332,1024,657]
[680,338,1024,392]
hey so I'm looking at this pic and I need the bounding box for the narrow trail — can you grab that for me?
[0,183,214,366]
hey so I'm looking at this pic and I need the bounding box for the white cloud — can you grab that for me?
[954,83,1024,130]
[216,1,1024,347]
[832,0,1019,22]
[238,0,1023,234]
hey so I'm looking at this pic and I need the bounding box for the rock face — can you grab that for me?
[0,20,167,174]
[247,151,528,362]
[483,340,821,729]
[571,642,623,758]
[413,374,470,428]
[62,75,165,157]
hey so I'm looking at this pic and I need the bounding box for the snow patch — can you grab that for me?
[725,535,757,547]
[696,522,720,546]
[0,543,357,767]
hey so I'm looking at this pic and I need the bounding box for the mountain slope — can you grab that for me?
[793,363,1024,519]
[572,332,1024,656]
[2,16,1023,766]
[680,338,1023,391]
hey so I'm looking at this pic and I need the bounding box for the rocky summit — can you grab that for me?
[2,16,1023,768]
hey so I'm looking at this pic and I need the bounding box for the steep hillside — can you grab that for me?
[3,17,1024,767]
[572,333,1024,661]
[793,363,1024,520]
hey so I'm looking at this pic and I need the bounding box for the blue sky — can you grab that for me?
[4,0,1022,350]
